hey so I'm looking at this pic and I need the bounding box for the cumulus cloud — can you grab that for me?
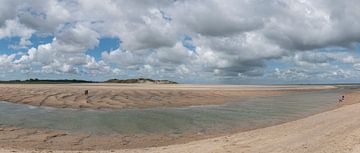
[0,54,17,72]
[17,0,71,34]
[0,19,34,47]
[273,50,360,82]
[102,42,195,78]
[53,23,99,53]
[1,0,360,83]
[169,0,265,37]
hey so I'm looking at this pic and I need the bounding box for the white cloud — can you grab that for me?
[53,23,99,53]
[17,0,71,34]
[0,19,34,47]
[2,0,360,83]
[0,54,17,72]
[169,0,265,37]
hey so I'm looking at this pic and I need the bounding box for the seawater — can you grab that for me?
[0,89,343,135]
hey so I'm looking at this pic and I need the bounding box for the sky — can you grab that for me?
[1,0,360,84]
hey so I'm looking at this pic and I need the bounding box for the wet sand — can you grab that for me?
[0,84,351,152]
[1,89,359,153]
[0,124,218,151]
[0,84,335,109]
[111,91,360,153]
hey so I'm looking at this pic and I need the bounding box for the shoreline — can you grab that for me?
[119,93,360,153]
[0,84,336,110]
[0,84,353,152]
[0,89,356,153]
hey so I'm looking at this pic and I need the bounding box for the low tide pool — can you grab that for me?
[0,89,343,135]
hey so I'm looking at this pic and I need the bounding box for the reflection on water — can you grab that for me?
[0,90,341,135]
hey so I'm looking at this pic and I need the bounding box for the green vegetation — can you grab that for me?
[0,78,94,84]
[0,78,177,84]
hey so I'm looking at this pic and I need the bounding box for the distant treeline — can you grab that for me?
[0,78,177,84]
[0,78,95,84]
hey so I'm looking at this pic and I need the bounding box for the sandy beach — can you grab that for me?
[3,0,360,152]
[116,91,360,153]
[0,84,335,109]
[0,84,356,153]
[0,89,359,153]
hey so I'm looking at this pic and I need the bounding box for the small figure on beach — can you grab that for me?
[338,95,345,102]
[84,90,89,96]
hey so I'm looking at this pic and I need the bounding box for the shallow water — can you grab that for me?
[0,89,343,135]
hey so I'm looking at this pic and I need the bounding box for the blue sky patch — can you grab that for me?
[87,37,120,60]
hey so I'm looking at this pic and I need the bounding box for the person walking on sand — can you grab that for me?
[339,95,345,102]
